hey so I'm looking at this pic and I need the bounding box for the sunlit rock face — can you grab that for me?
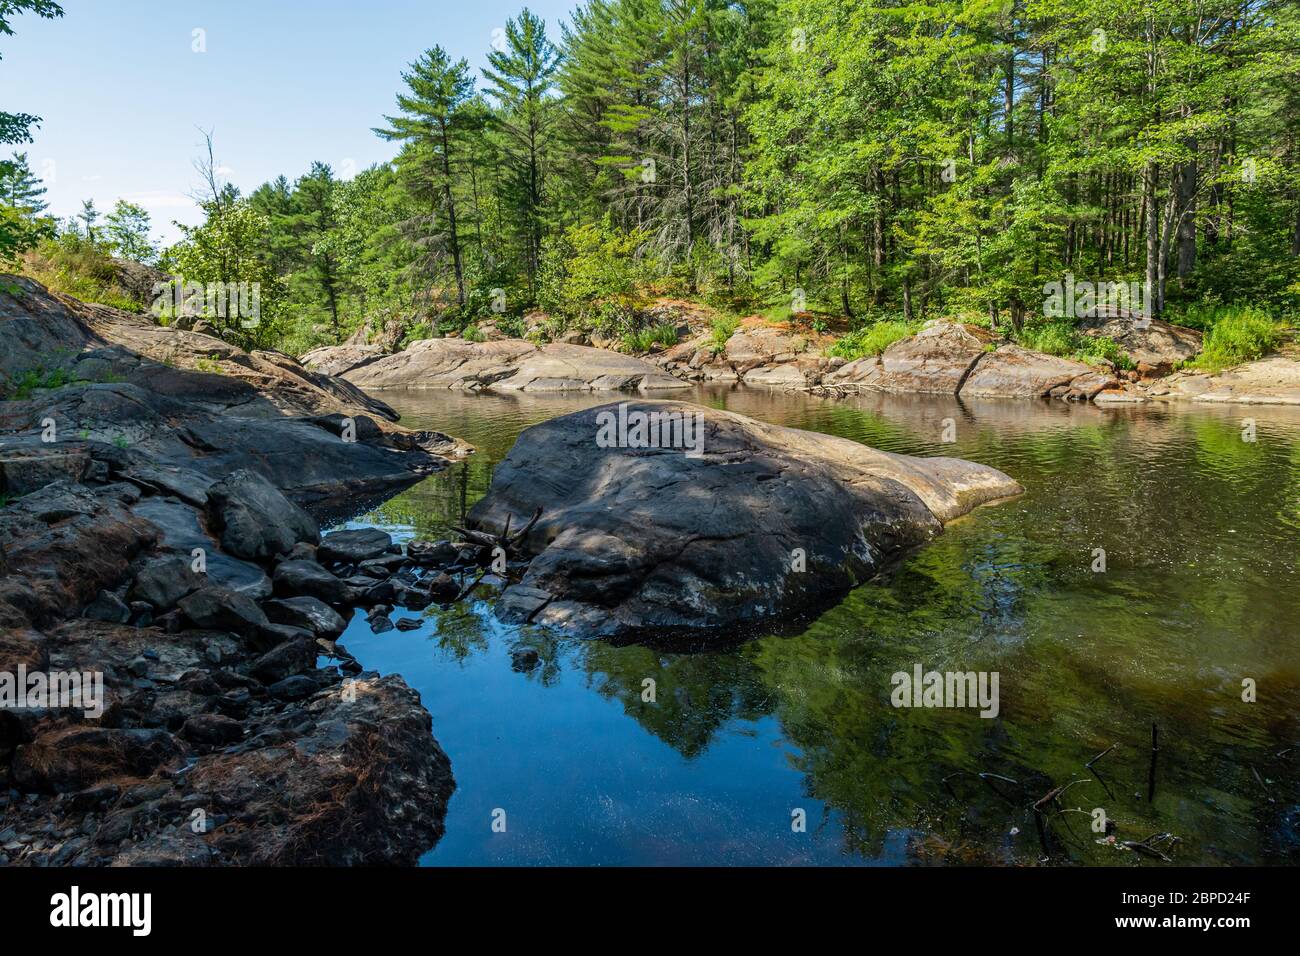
[468,400,1022,638]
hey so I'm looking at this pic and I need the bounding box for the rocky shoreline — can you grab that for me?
[305,309,1300,407]
[0,276,473,865]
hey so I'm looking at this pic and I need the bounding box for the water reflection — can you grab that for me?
[338,386,1300,865]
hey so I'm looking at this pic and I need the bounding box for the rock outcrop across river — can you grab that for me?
[466,400,1021,638]
[305,338,689,393]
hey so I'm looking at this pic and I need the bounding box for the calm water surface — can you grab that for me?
[335,386,1300,866]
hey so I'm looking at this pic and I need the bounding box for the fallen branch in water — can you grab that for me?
[1086,743,1118,769]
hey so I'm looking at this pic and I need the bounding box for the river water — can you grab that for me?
[334,386,1300,865]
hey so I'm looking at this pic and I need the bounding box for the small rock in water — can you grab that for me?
[317,528,395,566]
[368,612,395,634]
[511,648,541,672]
[395,617,422,631]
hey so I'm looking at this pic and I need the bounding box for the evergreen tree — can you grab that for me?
[375,46,477,308]
[482,7,561,294]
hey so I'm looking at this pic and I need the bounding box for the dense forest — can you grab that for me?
[4,0,1299,359]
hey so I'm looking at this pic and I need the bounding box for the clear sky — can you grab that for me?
[3,0,575,244]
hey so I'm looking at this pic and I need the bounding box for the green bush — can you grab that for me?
[1184,307,1283,372]
[2,365,74,400]
[1015,320,1135,369]
[462,324,486,343]
[828,320,919,360]
[709,316,740,353]
[21,235,141,313]
[622,321,679,353]
[537,220,651,324]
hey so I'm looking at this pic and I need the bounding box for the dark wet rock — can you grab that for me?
[250,637,318,683]
[0,276,462,866]
[12,727,184,794]
[0,445,89,497]
[468,401,1021,637]
[252,621,313,654]
[272,559,349,605]
[510,648,540,672]
[178,586,269,636]
[268,674,319,702]
[207,469,320,561]
[406,539,458,567]
[83,589,131,624]
[182,713,244,745]
[366,609,395,634]
[357,553,408,575]
[395,617,423,631]
[0,481,158,628]
[128,554,204,611]
[423,572,459,604]
[262,596,346,640]
[317,528,394,566]
[186,676,454,865]
[130,497,272,600]
[495,585,553,625]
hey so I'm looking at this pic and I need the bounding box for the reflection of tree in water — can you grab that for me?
[578,641,774,759]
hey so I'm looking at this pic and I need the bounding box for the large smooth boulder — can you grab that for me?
[466,401,1020,637]
[206,469,320,561]
[335,338,690,392]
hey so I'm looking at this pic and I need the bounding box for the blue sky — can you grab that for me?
[3,0,575,244]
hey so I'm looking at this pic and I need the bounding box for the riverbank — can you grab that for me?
[304,309,1300,407]
[0,276,471,865]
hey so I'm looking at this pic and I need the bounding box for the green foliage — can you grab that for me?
[21,233,139,311]
[2,364,73,400]
[170,197,285,349]
[537,220,649,323]
[1184,308,1285,372]
[828,321,921,360]
[709,316,741,353]
[461,324,486,343]
[1015,320,1135,370]
[622,321,678,353]
[103,199,155,262]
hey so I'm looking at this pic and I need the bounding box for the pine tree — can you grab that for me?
[482,7,561,294]
[375,46,477,308]
[0,152,48,214]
